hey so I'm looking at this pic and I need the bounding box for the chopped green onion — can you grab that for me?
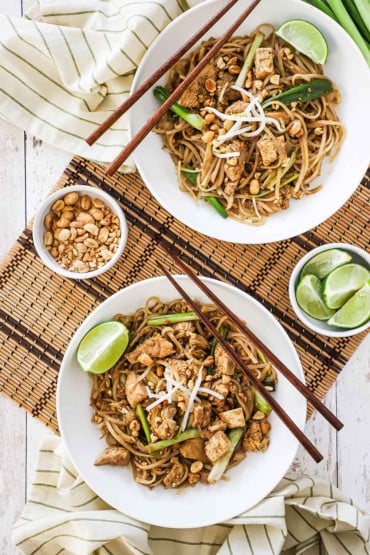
[147,428,200,452]
[262,79,334,109]
[235,32,265,88]
[205,197,228,218]
[207,428,244,483]
[147,312,199,326]
[182,165,228,219]
[136,403,152,444]
[153,86,205,130]
[254,390,271,415]
[327,0,370,65]
[256,349,267,363]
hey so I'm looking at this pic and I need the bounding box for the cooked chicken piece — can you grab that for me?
[190,400,212,428]
[148,405,178,440]
[205,431,231,463]
[179,437,208,462]
[257,136,278,166]
[95,446,131,466]
[243,421,269,452]
[179,63,217,108]
[126,335,174,364]
[257,135,288,167]
[163,458,187,488]
[136,353,153,367]
[125,371,148,408]
[214,343,236,376]
[208,419,227,433]
[172,321,195,336]
[224,140,248,183]
[225,100,249,115]
[254,47,274,79]
[220,408,245,428]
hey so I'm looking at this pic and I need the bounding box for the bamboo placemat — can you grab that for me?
[0,156,369,432]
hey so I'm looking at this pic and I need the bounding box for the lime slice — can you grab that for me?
[276,19,328,64]
[322,263,370,309]
[328,280,370,329]
[296,274,335,320]
[77,321,129,374]
[300,249,352,280]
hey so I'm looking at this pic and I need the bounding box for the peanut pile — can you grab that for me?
[43,191,121,273]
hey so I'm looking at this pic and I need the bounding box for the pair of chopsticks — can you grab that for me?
[86,0,262,175]
[158,242,344,463]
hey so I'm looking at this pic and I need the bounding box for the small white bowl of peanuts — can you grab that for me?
[33,185,128,279]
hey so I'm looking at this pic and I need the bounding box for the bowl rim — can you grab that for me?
[289,242,370,337]
[57,274,306,528]
[32,184,128,280]
[129,0,370,244]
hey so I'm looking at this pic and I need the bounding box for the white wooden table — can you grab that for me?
[0,1,369,552]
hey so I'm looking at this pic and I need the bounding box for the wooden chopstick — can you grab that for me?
[160,241,343,432]
[86,0,241,146]
[105,0,262,175]
[157,261,323,463]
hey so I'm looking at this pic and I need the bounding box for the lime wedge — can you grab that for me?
[322,263,370,309]
[77,321,129,374]
[296,274,335,320]
[328,280,370,329]
[276,19,328,64]
[300,249,352,280]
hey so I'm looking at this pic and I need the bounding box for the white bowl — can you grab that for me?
[33,185,128,279]
[57,275,306,528]
[129,0,370,244]
[289,243,370,337]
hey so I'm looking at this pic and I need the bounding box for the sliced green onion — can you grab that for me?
[254,390,271,416]
[353,0,370,36]
[136,403,152,444]
[182,165,228,219]
[147,428,200,452]
[262,79,334,108]
[256,349,267,363]
[327,0,370,65]
[235,31,265,88]
[205,197,228,218]
[207,428,244,483]
[153,86,205,130]
[147,312,199,326]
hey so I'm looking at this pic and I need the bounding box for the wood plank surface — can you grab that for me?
[0,1,369,553]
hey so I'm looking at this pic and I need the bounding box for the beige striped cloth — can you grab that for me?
[0,0,195,172]
[12,434,370,554]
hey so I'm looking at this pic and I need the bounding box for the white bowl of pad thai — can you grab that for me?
[57,276,305,528]
[128,0,370,243]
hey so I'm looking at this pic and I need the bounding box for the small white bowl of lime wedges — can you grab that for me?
[289,243,370,337]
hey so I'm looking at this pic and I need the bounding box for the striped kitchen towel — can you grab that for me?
[0,0,196,171]
[12,434,370,554]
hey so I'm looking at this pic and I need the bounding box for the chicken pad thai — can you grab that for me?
[91,297,277,489]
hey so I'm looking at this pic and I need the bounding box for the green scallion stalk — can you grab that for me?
[256,349,267,363]
[153,86,205,130]
[182,165,228,219]
[235,32,265,88]
[207,428,244,483]
[353,0,370,36]
[254,390,271,416]
[147,312,199,326]
[343,0,370,42]
[147,428,200,452]
[262,79,334,109]
[327,0,370,65]
[303,0,337,19]
[136,404,152,444]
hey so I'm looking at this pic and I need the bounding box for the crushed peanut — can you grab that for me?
[43,191,121,273]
